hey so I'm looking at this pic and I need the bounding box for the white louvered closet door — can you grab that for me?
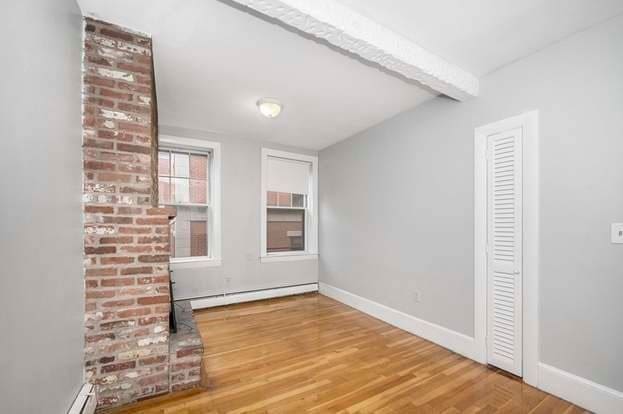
[486,128,523,376]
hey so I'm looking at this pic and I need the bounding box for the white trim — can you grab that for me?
[228,0,478,100]
[538,363,623,414]
[261,148,318,165]
[319,283,477,361]
[160,135,217,152]
[261,253,318,263]
[67,383,96,414]
[170,257,222,269]
[159,134,222,264]
[190,283,318,310]
[473,129,488,365]
[474,111,539,385]
[261,148,319,259]
[523,111,540,386]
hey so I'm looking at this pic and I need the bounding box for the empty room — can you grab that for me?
[2,0,623,413]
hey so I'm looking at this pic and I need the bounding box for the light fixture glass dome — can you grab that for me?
[257,98,283,119]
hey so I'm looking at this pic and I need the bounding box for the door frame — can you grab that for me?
[474,111,540,386]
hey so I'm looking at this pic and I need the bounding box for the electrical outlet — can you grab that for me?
[413,290,421,303]
[612,223,623,244]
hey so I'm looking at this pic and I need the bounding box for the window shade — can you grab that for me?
[266,156,311,194]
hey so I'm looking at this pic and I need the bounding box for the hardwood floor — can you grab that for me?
[113,293,589,413]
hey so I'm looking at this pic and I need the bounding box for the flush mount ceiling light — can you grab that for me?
[257,98,283,119]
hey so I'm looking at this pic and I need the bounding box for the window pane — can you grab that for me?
[267,208,304,253]
[190,221,208,257]
[158,151,170,176]
[267,191,278,206]
[190,179,207,204]
[190,154,207,180]
[172,178,189,203]
[277,192,291,207]
[158,176,172,204]
[171,206,208,258]
[172,152,190,178]
[292,193,306,208]
[189,154,209,204]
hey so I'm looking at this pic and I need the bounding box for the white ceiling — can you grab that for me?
[336,0,623,76]
[78,0,623,150]
[78,0,435,150]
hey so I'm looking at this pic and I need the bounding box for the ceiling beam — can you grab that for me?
[228,0,479,100]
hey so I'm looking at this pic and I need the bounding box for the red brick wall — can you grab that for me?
[82,18,173,409]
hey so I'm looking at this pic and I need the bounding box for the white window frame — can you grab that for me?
[260,148,318,263]
[159,135,222,267]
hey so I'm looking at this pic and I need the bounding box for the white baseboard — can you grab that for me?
[190,283,318,310]
[318,282,477,360]
[538,363,623,414]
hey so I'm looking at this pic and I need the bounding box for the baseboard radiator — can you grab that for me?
[190,283,318,310]
[67,383,97,414]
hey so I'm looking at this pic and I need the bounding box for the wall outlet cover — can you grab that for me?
[611,223,623,244]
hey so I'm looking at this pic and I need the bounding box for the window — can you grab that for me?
[158,135,221,266]
[261,149,318,262]
[267,206,305,253]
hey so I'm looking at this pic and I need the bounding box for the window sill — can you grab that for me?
[170,258,222,269]
[260,254,318,263]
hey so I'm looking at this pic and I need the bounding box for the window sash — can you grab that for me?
[162,201,211,208]
[267,207,305,210]
[161,175,209,180]
[159,148,211,207]
[266,207,306,253]
[265,191,309,254]
[159,147,212,259]
[169,205,211,260]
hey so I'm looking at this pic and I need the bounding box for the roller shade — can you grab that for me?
[267,156,311,194]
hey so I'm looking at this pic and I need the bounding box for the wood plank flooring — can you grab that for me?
[113,293,589,413]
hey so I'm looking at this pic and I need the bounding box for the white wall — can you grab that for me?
[319,15,623,392]
[160,126,318,300]
[0,1,85,412]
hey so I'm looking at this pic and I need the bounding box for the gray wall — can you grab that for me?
[0,1,85,413]
[320,16,623,391]
[160,126,318,300]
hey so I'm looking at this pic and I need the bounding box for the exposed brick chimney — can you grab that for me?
[82,18,174,409]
